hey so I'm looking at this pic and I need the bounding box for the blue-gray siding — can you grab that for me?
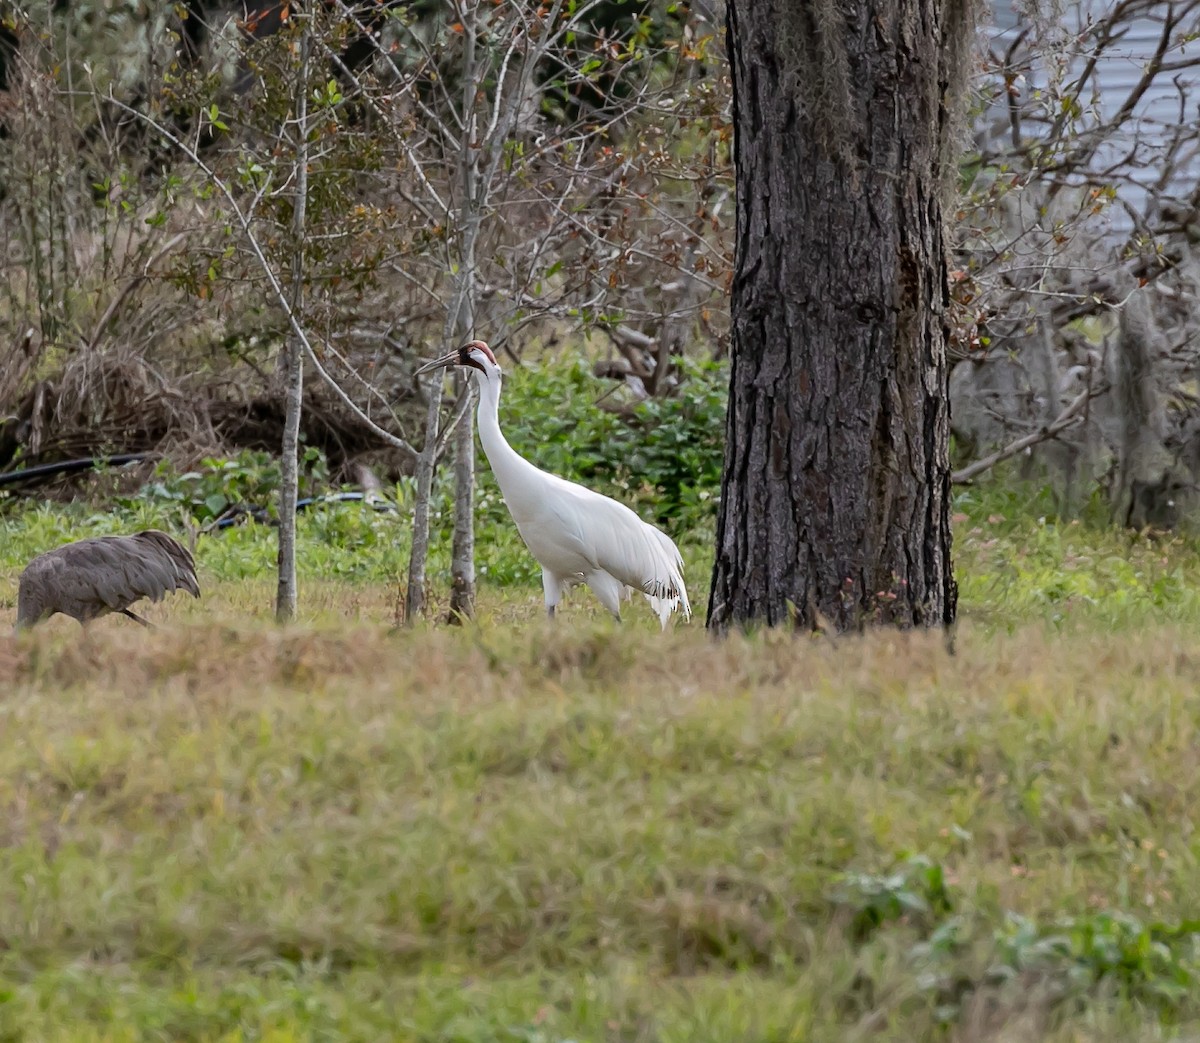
[982,0,1198,236]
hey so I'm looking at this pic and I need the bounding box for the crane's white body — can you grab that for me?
[428,343,690,627]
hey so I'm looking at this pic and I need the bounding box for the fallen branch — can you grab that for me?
[952,385,1096,484]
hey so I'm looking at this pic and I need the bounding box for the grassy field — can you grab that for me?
[5,492,1200,1040]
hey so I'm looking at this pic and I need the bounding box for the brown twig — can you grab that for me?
[83,233,186,353]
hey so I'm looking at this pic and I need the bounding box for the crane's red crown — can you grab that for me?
[463,340,497,366]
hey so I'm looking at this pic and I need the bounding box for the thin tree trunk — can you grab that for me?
[447,369,475,623]
[275,8,309,623]
[445,2,484,624]
[708,0,962,633]
[405,385,442,623]
[402,0,560,623]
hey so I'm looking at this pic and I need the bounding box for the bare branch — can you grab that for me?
[93,91,419,458]
[952,386,1097,484]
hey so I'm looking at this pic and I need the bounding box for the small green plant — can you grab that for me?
[908,909,1200,1024]
[830,854,955,940]
[990,911,1200,1009]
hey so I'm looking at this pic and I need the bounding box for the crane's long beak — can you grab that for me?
[414,351,460,376]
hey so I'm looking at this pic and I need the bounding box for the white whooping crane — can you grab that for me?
[416,341,691,628]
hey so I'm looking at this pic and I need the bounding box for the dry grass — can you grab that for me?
[3,577,1200,1039]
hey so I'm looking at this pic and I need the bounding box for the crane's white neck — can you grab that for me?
[472,368,540,495]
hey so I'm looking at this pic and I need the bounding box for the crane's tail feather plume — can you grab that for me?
[134,530,201,599]
[642,590,681,629]
[635,524,690,629]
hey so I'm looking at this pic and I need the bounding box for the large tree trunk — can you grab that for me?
[708,0,961,632]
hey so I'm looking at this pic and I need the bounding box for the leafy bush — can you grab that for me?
[989,911,1200,1008]
[130,448,329,523]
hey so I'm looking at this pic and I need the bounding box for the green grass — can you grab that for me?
[7,477,1200,630]
[5,487,1200,1039]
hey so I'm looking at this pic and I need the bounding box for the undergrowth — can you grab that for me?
[6,468,1200,632]
[0,356,726,593]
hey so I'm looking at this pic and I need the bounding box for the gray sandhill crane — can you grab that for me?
[15,530,200,630]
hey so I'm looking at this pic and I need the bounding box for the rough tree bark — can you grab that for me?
[275,7,309,624]
[708,0,966,632]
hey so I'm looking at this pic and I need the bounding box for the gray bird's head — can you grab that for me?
[414,340,501,382]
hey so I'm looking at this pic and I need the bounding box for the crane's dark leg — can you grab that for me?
[121,609,155,628]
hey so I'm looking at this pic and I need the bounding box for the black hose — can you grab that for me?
[213,491,397,530]
[0,453,152,488]
[0,455,396,529]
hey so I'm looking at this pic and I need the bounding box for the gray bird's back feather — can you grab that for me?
[16,530,201,628]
